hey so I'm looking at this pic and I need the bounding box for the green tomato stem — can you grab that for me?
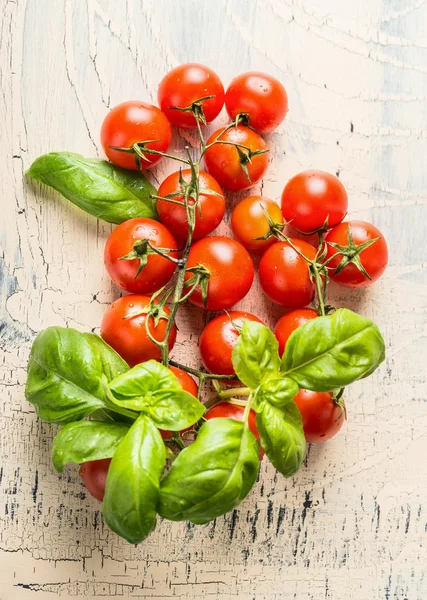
[219,386,251,399]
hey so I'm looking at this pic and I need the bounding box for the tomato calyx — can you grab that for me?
[332,388,347,421]
[235,144,269,183]
[183,263,211,306]
[169,94,216,126]
[119,239,181,278]
[108,141,186,170]
[326,224,380,280]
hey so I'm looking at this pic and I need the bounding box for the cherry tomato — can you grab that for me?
[231,196,283,254]
[184,236,254,310]
[259,239,317,307]
[159,366,199,440]
[204,126,269,192]
[274,308,318,357]
[293,389,344,443]
[199,311,263,377]
[158,64,224,129]
[156,170,225,243]
[100,294,177,367]
[205,402,264,458]
[225,72,288,133]
[281,170,348,233]
[101,101,171,170]
[104,218,178,294]
[325,220,388,288]
[79,458,111,502]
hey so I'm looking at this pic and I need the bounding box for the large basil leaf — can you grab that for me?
[27,152,157,223]
[52,421,129,473]
[232,321,281,389]
[159,419,260,524]
[102,414,165,544]
[256,401,306,477]
[25,327,128,424]
[282,308,385,391]
[84,333,129,380]
[252,377,300,412]
[109,361,180,399]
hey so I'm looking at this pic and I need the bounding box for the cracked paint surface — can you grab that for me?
[0,0,426,598]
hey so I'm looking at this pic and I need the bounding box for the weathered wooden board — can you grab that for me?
[1,0,426,598]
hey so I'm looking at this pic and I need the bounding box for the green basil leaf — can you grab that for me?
[102,414,165,544]
[281,308,386,391]
[159,418,259,524]
[134,389,205,430]
[256,401,306,477]
[25,327,129,424]
[51,421,129,473]
[252,377,300,412]
[109,360,180,400]
[27,152,157,224]
[232,321,281,389]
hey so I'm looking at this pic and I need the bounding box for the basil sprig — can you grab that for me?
[27,152,157,223]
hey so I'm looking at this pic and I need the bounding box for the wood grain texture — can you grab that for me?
[1,0,426,598]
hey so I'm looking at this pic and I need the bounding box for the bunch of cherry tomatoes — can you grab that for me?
[80,64,388,501]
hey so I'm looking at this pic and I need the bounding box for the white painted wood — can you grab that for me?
[1,0,426,598]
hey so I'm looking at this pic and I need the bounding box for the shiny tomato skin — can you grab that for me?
[204,126,269,192]
[293,389,344,443]
[325,221,388,288]
[101,101,172,170]
[79,458,111,502]
[259,239,317,307]
[205,402,264,458]
[159,366,199,440]
[274,308,318,357]
[225,72,288,133]
[185,236,254,310]
[104,218,178,294]
[156,170,225,243]
[199,311,263,377]
[100,294,177,367]
[158,63,224,128]
[231,195,283,254]
[281,170,348,233]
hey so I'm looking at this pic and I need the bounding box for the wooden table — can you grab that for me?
[1,1,426,598]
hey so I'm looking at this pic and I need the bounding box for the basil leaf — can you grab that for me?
[25,327,128,424]
[102,414,165,544]
[252,377,299,412]
[51,421,129,473]
[282,308,385,391]
[159,419,259,524]
[256,401,306,477]
[109,361,180,399]
[27,152,157,224]
[232,321,281,389]
[131,389,205,430]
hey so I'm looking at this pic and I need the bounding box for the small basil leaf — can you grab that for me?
[109,360,180,400]
[51,421,129,473]
[27,152,157,224]
[25,327,113,423]
[252,377,300,412]
[282,308,386,391]
[232,321,281,389]
[256,401,306,477]
[137,389,205,430]
[159,419,259,524]
[102,414,165,544]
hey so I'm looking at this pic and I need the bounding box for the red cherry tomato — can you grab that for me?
[281,170,348,233]
[79,458,111,502]
[159,366,199,440]
[156,170,225,243]
[225,72,288,133]
[205,402,264,458]
[293,389,344,443]
[325,220,388,288]
[100,294,177,367]
[274,308,318,357]
[199,311,263,377]
[231,195,283,255]
[100,101,171,170]
[259,239,317,307]
[104,218,178,294]
[184,236,254,310]
[204,126,269,192]
[158,64,224,129]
